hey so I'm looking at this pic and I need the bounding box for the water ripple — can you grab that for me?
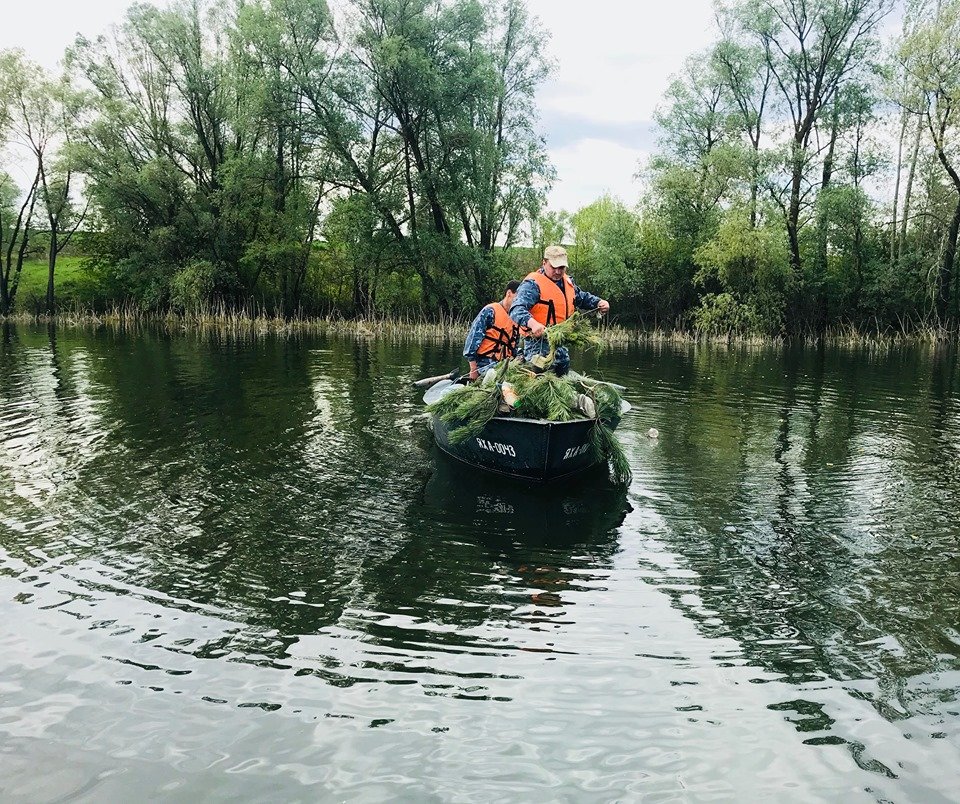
[1,329,959,800]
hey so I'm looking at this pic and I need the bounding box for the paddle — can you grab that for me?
[566,370,627,393]
[412,368,459,388]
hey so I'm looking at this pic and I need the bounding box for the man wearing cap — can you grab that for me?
[509,245,610,359]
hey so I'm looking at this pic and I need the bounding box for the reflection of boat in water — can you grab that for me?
[421,454,632,547]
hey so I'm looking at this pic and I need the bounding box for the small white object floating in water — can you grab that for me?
[647,428,659,439]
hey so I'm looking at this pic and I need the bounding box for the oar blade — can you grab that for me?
[423,379,458,406]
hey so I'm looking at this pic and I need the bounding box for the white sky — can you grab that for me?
[526,0,716,212]
[0,0,718,213]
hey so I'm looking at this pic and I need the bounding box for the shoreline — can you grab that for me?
[2,309,957,347]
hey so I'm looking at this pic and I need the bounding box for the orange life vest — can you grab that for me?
[475,302,519,361]
[525,270,577,326]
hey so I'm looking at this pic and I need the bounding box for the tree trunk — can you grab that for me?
[787,197,802,274]
[748,114,764,229]
[939,195,960,325]
[352,266,369,316]
[291,190,323,315]
[853,223,864,311]
[0,203,6,315]
[46,229,57,315]
[0,269,8,316]
[399,117,449,237]
[787,148,804,295]
[4,170,40,315]
[404,140,416,235]
[900,115,924,261]
[890,108,908,265]
[816,112,839,284]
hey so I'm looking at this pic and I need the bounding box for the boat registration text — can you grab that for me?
[475,438,516,456]
[563,443,591,461]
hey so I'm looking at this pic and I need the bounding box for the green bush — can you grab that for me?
[169,260,219,312]
[692,292,760,335]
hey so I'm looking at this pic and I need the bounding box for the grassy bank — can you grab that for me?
[12,257,103,308]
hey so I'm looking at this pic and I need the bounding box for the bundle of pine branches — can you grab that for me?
[508,367,579,421]
[544,311,605,355]
[426,359,511,444]
[512,364,631,484]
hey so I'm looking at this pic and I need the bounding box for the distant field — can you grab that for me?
[13,256,103,310]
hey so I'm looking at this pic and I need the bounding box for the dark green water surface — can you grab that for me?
[1,324,958,802]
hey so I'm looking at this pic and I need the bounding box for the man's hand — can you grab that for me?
[468,361,480,381]
[597,299,610,314]
[524,319,546,337]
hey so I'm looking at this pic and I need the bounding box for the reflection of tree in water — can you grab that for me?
[2,330,423,659]
[633,342,960,771]
[2,327,631,700]
[1,327,117,545]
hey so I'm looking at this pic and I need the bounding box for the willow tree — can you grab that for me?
[650,52,735,247]
[11,66,86,314]
[889,2,931,267]
[243,0,417,313]
[0,51,42,315]
[341,0,553,308]
[275,0,551,310]
[0,171,39,316]
[711,31,772,228]
[728,0,892,319]
[71,0,321,312]
[901,0,960,323]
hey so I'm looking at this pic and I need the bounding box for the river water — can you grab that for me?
[0,323,958,802]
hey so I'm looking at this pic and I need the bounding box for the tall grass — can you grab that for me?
[3,303,959,347]
[3,302,471,342]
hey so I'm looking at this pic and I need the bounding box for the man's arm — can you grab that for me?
[509,278,544,335]
[572,279,609,314]
[463,306,494,378]
[571,279,601,310]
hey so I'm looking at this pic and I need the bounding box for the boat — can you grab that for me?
[422,377,629,483]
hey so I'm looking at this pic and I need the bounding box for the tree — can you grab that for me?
[530,209,569,258]
[0,171,39,316]
[571,195,620,272]
[694,206,792,333]
[15,67,87,314]
[648,51,743,253]
[729,0,891,324]
[900,0,960,323]
[590,202,645,305]
[0,51,43,315]
[70,0,326,313]
[306,0,552,310]
[712,30,773,227]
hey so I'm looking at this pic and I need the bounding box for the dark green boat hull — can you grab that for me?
[430,414,604,482]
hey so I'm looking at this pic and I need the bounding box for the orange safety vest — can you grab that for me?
[525,270,577,326]
[475,302,519,361]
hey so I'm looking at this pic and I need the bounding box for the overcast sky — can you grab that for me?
[0,0,718,213]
